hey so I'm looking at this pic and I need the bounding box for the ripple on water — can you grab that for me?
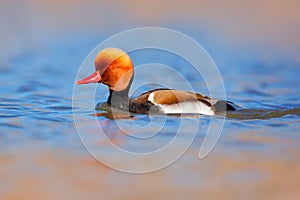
[226,107,300,120]
[0,95,75,125]
[0,122,23,129]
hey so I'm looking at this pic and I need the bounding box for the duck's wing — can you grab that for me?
[133,89,236,114]
[132,89,212,115]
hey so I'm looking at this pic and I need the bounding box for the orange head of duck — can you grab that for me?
[77,48,134,91]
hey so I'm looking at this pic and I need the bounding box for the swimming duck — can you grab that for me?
[77,48,235,115]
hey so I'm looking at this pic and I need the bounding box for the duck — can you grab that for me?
[76,48,236,115]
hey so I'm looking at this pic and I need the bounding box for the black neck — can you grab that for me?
[107,88,129,109]
[106,77,133,110]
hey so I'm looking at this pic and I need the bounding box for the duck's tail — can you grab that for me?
[213,100,237,112]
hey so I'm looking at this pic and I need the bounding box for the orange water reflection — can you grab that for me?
[1,0,300,62]
[1,138,299,199]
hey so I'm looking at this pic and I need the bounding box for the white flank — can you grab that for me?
[158,101,214,115]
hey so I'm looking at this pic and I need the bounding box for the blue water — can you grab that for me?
[1,32,300,198]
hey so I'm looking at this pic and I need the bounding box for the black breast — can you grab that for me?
[129,99,161,114]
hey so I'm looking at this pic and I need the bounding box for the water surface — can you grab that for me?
[1,33,300,199]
